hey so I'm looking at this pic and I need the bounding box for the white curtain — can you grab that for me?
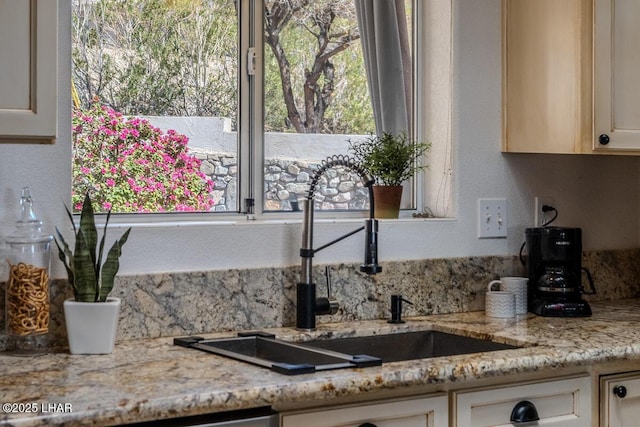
[355,0,412,137]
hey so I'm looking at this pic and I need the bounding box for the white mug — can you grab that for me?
[489,277,528,315]
[485,281,516,318]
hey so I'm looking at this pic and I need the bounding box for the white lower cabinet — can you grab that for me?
[452,375,592,427]
[280,375,593,427]
[280,394,448,427]
[600,371,640,427]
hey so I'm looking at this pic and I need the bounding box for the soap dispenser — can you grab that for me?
[5,188,53,342]
[388,295,413,324]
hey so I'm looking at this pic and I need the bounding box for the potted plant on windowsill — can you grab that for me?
[349,131,430,218]
[55,194,131,354]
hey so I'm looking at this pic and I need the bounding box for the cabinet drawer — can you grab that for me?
[281,394,448,427]
[453,375,591,427]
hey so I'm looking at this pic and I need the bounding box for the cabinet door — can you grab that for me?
[502,0,593,154]
[453,376,592,427]
[601,372,640,427]
[594,0,640,152]
[0,0,57,142]
[281,395,448,427]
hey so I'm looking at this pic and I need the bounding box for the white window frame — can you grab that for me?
[69,0,456,276]
[89,0,450,228]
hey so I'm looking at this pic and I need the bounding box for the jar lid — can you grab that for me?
[5,187,53,244]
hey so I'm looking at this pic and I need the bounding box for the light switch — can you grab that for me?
[478,198,507,238]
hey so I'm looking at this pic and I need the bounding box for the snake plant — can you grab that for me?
[55,194,131,302]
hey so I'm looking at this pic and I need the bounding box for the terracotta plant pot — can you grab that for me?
[63,297,120,354]
[373,185,403,219]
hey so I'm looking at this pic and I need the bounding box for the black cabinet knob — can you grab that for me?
[358,424,377,427]
[510,400,540,424]
[599,134,610,145]
[614,385,627,398]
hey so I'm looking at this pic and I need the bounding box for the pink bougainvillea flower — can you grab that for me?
[71,99,214,213]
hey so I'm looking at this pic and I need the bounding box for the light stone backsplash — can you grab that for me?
[1,249,639,351]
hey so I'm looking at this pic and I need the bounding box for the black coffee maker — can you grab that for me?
[525,227,593,317]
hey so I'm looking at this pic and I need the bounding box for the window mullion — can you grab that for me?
[251,1,265,218]
[238,0,264,217]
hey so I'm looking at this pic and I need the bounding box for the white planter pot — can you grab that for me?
[63,297,121,354]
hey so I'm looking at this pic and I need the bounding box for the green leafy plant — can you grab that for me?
[55,193,131,302]
[349,131,431,186]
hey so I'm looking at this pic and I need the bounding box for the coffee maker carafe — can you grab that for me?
[525,227,592,317]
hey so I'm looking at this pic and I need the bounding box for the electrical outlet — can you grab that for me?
[478,198,507,238]
[534,196,556,226]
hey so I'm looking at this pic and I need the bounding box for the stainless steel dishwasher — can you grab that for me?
[123,407,278,426]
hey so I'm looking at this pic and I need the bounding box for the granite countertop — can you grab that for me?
[3,299,640,426]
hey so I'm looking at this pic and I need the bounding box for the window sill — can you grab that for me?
[94,211,454,230]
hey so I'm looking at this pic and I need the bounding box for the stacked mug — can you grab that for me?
[485,277,528,318]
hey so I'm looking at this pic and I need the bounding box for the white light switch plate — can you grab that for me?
[478,198,507,238]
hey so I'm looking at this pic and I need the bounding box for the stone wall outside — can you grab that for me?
[193,150,370,212]
[143,116,371,213]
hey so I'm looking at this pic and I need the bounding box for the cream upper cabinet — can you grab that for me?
[502,0,593,154]
[503,0,640,155]
[281,395,448,427]
[593,0,640,153]
[0,0,58,143]
[600,372,640,427]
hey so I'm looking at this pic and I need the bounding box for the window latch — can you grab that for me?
[244,198,255,214]
[247,47,256,76]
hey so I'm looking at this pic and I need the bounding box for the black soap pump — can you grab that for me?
[388,295,413,324]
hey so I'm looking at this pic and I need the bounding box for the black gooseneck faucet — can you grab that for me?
[297,155,382,331]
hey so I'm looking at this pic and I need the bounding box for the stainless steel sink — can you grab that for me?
[174,333,381,375]
[174,330,520,375]
[300,330,519,363]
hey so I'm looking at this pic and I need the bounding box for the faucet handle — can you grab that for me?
[325,266,333,298]
[320,266,339,315]
[325,266,339,315]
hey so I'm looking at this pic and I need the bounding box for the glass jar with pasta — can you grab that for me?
[5,188,53,337]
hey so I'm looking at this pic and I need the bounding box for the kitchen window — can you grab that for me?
[71,0,437,219]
